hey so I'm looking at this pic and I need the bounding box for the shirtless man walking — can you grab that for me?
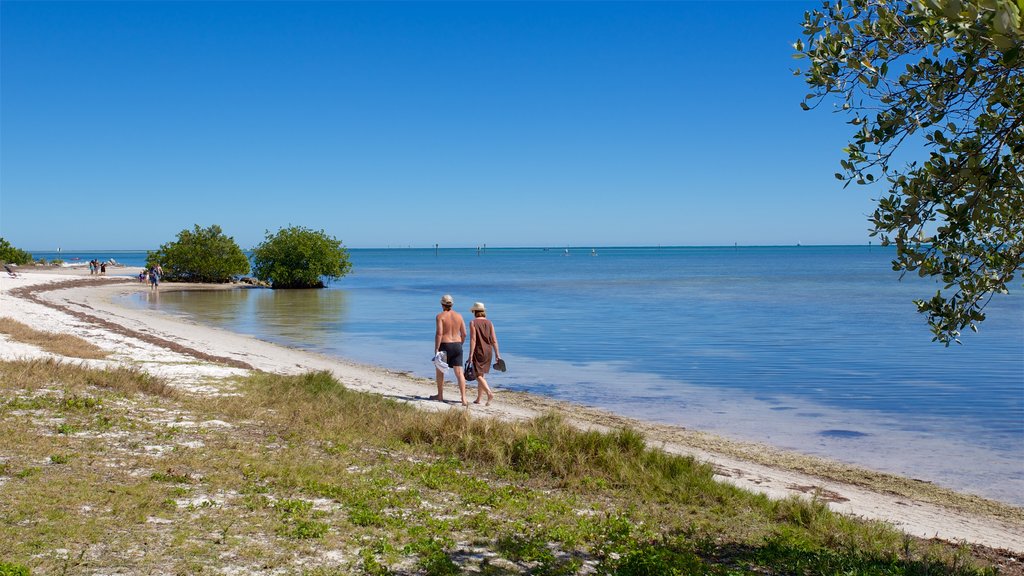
[433,294,467,406]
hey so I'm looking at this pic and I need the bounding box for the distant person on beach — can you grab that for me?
[468,302,501,406]
[148,266,160,290]
[433,294,467,406]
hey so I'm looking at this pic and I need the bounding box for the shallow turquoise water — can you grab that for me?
[112,246,1023,505]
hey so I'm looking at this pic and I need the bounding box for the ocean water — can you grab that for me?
[28,250,151,268]
[105,246,1022,506]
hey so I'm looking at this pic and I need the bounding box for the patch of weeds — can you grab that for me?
[278,518,329,540]
[304,568,348,576]
[406,537,459,576]
[92,414,115,432]
[5,394,58,411]
[274,498,328,540]
[15,467,41,479]
[510,434,551,471]
[55,423,78,435]
[749,530,995,576]
[772,495,831,530]
[49,454,72,464]
[492,464,529,482]
[155,425,182,440]
[275,498,313,517]
[322,441,348,455]
[243,493,270,511]
[0,562,30,576]
[348,502,385,527]
[416,457,462,490]
[150,470,193,484]
[359,539,397,576]
[60,394,101,411]
[601,541,712,576]
[600,513,641,550]
[359,548,393,576]
[497,531,582,576]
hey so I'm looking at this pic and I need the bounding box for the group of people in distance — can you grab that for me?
[433,294,503,407]
[88,259,107,275]
[138,264,162,290]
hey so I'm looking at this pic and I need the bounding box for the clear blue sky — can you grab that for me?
[1,1,878,250]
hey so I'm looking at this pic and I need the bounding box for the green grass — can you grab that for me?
[0,360,1007,575]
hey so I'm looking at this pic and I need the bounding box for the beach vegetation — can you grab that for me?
[0,319,110,359]
[146,224,250,283]
[795,0,1023,344]
[0,237,32,265]
[0,563,30,576]
[0,359,1011,575]
[251,225,352,289]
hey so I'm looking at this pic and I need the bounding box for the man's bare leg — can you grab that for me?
[453,367,468,406]
[432,368,445,401]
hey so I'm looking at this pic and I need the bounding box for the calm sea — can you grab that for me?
[40,247,1023,505]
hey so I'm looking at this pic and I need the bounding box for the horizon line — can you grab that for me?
[25,242,884,253]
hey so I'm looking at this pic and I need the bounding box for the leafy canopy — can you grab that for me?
[251,226,351,289]
[0,238,32,265]
[796,0,1023,344]
[146,224,250,283]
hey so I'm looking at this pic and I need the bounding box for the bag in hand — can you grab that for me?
[464,360,478,381]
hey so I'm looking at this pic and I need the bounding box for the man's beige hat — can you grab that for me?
[441,294,454,305]
[470,302,486,312]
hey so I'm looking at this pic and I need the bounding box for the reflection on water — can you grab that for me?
[138,288,350,348]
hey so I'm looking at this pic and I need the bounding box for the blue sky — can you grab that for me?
[1,1,878,250]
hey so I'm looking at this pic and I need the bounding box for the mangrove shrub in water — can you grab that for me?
[251,225,351,289]
[147,224,250,283]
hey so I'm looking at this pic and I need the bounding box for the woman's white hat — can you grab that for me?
[470,302,486,312]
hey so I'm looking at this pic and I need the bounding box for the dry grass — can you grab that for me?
[0,318,109,359]
[0,357,176,399]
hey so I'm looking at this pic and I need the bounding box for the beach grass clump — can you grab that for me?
[0,358,174,399]
[0,362,1008,575]
[0,319,109,359]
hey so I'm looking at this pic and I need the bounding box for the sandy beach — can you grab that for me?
[1,267,1022,556]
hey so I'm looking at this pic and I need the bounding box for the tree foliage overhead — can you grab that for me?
[251,226,352,289]
[0,238,32,265]
[146,224,250,283]
[796,0,1023,344]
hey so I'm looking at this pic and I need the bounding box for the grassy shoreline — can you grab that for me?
[15,275,1024,526]
[0,359,1018,575]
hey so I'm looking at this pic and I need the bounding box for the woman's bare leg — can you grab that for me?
[474,375,493,406]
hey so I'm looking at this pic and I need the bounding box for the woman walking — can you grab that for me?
[468,301,501,405]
